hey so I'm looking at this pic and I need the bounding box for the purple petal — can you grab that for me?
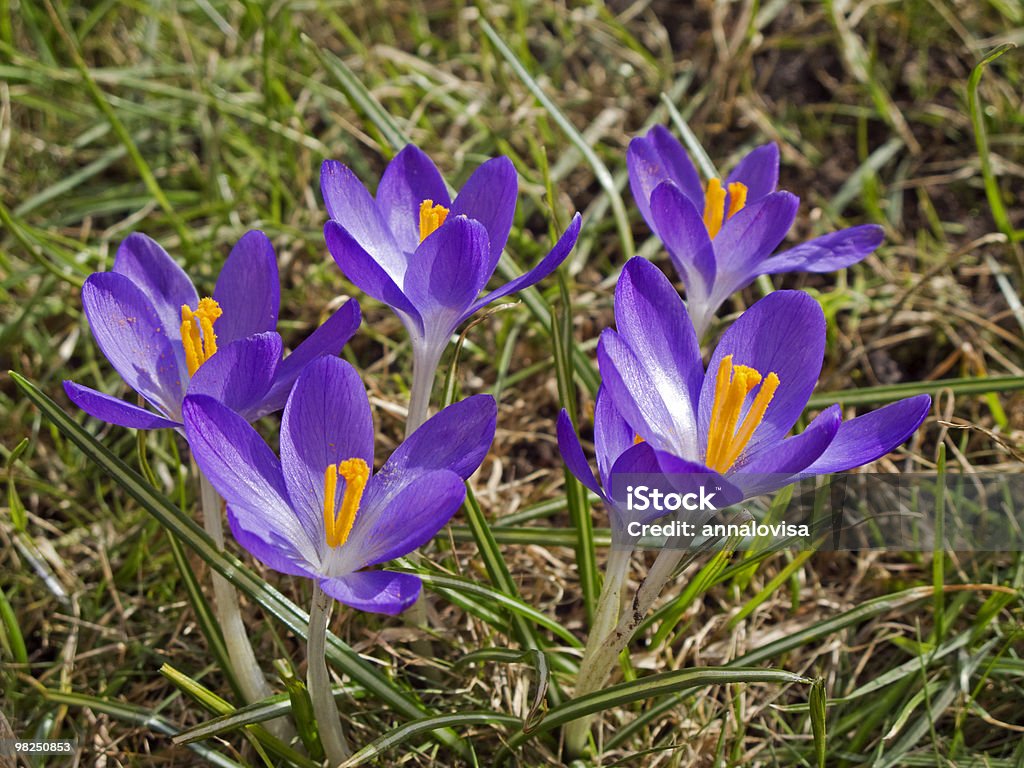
[262,298,361,414]
[226,505,318,578]
[756,225,884,276]
[321,160,406,277]
[699,290,825,459]
[627,126,705,231]
[81,272,187,417]
[349,469,466,568]
[112,233,198,357]
[381,394,497,481]
[211,230,280,346]
[649,183,715,297]
[726,143,779,203]
[278,356,374,544]
[449,156,518,272]
[324,221,423,334]
[318,571,422,615]
[463,212,582,320]
[729,405,842,496]
[186,332,282,421]
[593,385,635,484]
[712,191,798,279]
[182,395,319,568]
[405,216,490,316]
[63,380,181,429]
[803,395,931,474]
[376,145,451,255]
[556,409,603,497]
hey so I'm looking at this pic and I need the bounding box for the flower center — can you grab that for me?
[419,199,450,241]
[322,458,370,548]
[180,297,223,377]
[704,354,779,472]
[702,179,748,239]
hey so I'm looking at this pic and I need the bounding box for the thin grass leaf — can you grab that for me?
[805,375,1024,409]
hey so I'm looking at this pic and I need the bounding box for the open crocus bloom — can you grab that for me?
[63,231,360,429]
[557,389,734,545]
[627,126,884,337]
[322,145,582,364]
[598,258,930,498]
[182,356,497,614]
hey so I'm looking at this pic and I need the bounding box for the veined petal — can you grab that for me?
[212,230,280,346]
[699,290,825,459]
[182,395,319,568]
[81,272,186,417]
[726,143,779,204]
[649,183,715,297]
[376,145,451,255]
[712,191,798,278]
[627,126,705,231]
[405,216,490,314]
[802,395,931,475]
[463,212,581,320]
[556,409,603,498]
[755,225,883,276]
[324,221,424,334]
[63,381,181,429]
[279,356,374,547]
[186,332,282,421]
[261,298,361,415]
[318,571,422,615]
[112,233,198,364]
[227,506,319,578]
[321,160,406,279]
[593,385,634,485]
[449,155,518,272]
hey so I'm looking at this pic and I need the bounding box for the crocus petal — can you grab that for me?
[321,160,406,279]
[376,145,451,255]
[182,395,319,567]
[211,230,280,346]
[405,216,490,319]
[347,469,466,569]
[598,329,699,461]
[324,221,424,333]
[712,191,799,278]
[318,571,422,615]
[756,225,884,276]
[729,405,842,496]
[627,125,705,230]
[593,385,634,485]
[803,395,931,475]
[379,394,497,481]
[463,212,582,320]
[63,381,181,430]
[262,298,362,415]
[449,155,518,272]
[278,356,374,543]
[81,272,187,417]
[227,505,319,578]
[186,332,282,421]
[726,143,779,204]
[556,409,603,498]
[649,183,715,297]
[699,290,825,459]
[112,233,199,354]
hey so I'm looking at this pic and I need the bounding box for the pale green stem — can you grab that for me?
[308,582,351,764]
[565,546,632,755]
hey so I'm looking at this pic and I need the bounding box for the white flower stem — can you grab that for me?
[565,546,632,756]
[197,468,294,742]
[308,582,352,764]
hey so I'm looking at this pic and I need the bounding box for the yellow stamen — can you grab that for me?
[726,182,748,220]
[704,355,779,472]
[634,434,645,445]
[702,179,749,239]
[418,199,450,241]
[179,297,222,376]
[322,458,370,548]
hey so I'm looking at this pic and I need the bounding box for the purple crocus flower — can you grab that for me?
[181,356,497,614]
[628,126,884,337]
[598,257,930,498]
[63,231,360,430]
[321,145,581,429]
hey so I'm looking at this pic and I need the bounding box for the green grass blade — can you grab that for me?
[805,375,1024,408]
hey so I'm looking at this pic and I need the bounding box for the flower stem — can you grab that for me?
[565,546,632,756]
[308,582,351,764]
[198,468,293,741]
